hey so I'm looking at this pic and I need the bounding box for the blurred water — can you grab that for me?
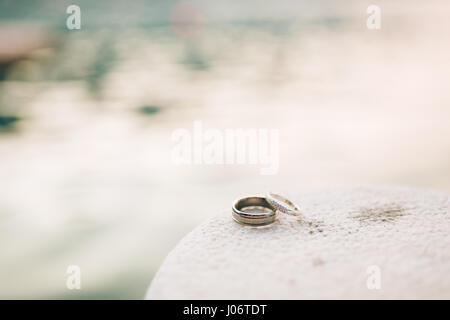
[0,0,449,298]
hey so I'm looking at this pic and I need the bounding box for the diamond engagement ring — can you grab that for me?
[265,192,301,216]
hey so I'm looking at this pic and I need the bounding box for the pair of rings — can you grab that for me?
[232,192,301,226]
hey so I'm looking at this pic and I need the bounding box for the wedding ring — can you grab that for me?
[265,192,301,216]
[232,196,277,226]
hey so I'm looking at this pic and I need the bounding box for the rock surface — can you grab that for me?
[146,186,450,299]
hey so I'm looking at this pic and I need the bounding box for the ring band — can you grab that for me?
[232,196,276,226]
[265,192,301,216]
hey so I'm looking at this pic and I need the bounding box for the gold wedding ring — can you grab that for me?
[232,196,277,226]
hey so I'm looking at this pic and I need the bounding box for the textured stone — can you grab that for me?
[146,186,450,299]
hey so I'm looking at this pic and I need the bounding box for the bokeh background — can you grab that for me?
[0,0,449,298]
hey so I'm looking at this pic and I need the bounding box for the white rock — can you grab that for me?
[146,186,450,299]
